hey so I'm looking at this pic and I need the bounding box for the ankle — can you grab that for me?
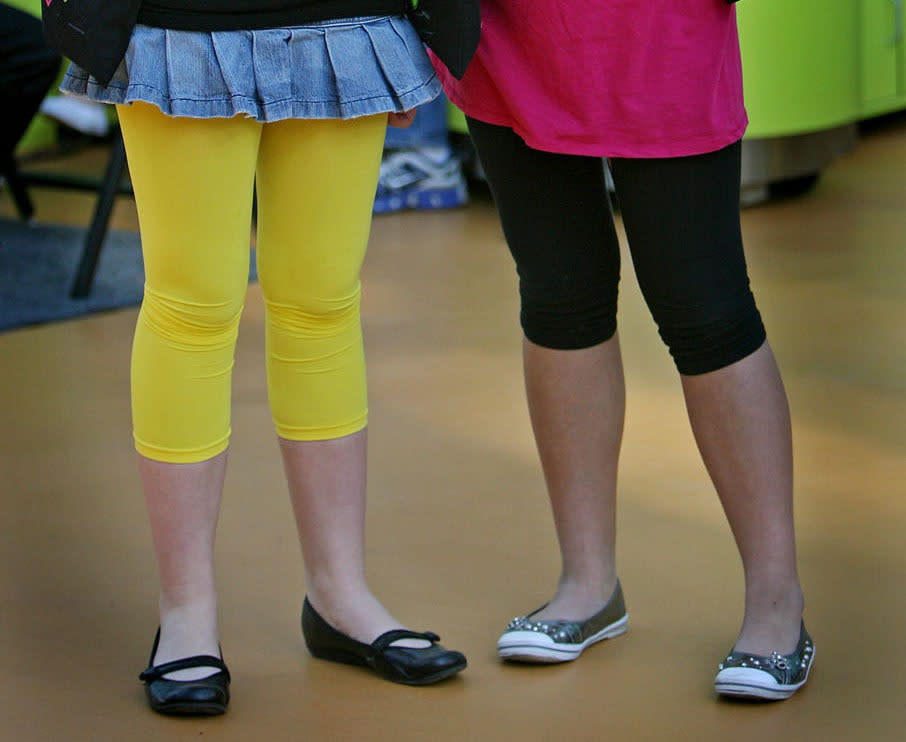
[304,581,407,643]
[305,574,370,616]
[529,574,619,622]
[743,575,804,620]
[159,593,218,626]
[557,569,619,601]
[735,579,805,655]
[156,596,220,661]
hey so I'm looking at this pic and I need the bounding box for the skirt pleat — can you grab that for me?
[60,15,440,121]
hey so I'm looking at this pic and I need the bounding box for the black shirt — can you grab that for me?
[138,1,410,32]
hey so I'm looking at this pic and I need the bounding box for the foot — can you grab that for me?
[153,603,223,681]
[302,598,467,685]
[140,629,230,715]
[733,583,804,656]
[497,580,628,663]
[527,576,620,623]
[305,589,431,649]
[715,622,814,701]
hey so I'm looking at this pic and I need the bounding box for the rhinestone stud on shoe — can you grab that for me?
[714,622,815,701]
[497,581,629,663]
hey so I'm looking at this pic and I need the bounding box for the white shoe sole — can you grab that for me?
[714,645,815,700]
[497,614,628,663]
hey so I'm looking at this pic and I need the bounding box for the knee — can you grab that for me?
[655,299,766,375]
[264,282,362,338]
[519,276,618,350]
[140,285,244,348]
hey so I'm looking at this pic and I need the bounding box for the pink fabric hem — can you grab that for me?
[444,84,748,160]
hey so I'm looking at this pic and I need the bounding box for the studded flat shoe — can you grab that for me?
[497,580,629,663]
[714,622,815,701]
[301,597,467,685]
[138,629,230,716]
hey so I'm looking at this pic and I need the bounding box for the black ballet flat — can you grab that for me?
[138,629,231,716]
[301,597,467,686]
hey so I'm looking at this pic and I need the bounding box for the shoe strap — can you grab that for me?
[371,629,441,653]
[139,654,230,683]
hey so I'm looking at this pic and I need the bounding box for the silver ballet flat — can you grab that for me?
[497,580,628,663]
[714,622,815,700]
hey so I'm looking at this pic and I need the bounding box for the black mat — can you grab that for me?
[0,218,256,333]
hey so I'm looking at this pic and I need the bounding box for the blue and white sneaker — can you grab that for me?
[374,147,469,214]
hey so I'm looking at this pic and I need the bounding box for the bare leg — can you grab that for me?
[139,451,227,680]
[280,430,426,647]
[523,335,625,622]
[682,341,804,655]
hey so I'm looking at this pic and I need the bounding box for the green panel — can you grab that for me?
[5,0,40,18]
[17,116,57,155]
[447,103,467,134]
[862,0,899,104]
[861,0,906,117]
[737,0,861,137]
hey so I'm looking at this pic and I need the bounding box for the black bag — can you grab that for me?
[409,0,481,80]
[41,0,143,86]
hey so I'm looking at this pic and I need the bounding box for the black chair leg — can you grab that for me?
[1,156,35,221]
[70,131,127,299]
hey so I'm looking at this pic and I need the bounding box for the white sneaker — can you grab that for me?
[374,147,468,214]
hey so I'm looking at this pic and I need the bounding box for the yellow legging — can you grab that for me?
[117,102,386,463]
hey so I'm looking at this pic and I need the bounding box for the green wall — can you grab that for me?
[738,1,862,137]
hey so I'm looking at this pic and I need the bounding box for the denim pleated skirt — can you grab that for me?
[60,15,441,121]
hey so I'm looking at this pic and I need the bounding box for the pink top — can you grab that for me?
[434,1,748,158]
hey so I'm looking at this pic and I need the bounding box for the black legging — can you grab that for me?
[466,118,766,376]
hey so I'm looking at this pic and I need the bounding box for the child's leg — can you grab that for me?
[466,118,625,622]
[118,102,261,676]
[610,143,803,656]
[255,114,420,641]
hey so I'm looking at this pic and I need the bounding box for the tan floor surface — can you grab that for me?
[1,118,904,741]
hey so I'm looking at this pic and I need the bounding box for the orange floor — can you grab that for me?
[1,117,904,741]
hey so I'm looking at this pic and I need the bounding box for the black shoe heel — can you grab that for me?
[139,629,231,716]
[301,597,467,686]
